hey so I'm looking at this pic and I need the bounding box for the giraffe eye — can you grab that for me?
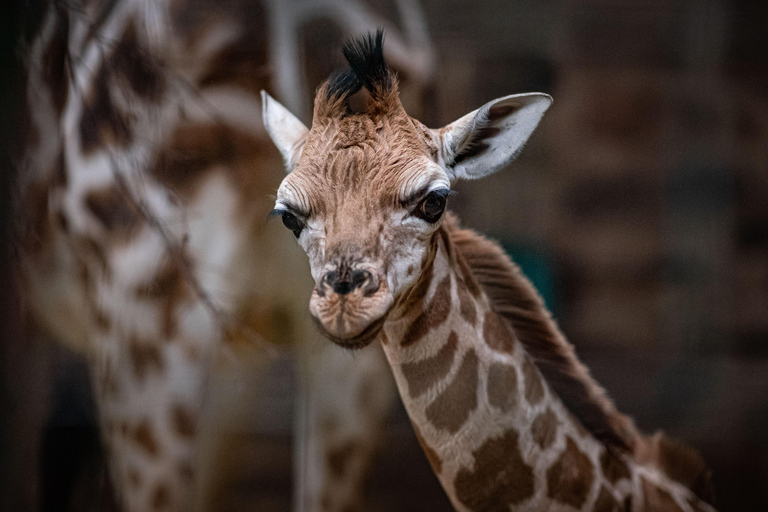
[281,211,305,238]
[415,189,448,223]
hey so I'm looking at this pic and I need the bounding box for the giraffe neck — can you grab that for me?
[379,220,712,512]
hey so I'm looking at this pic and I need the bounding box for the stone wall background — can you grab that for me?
[423,1,768,509]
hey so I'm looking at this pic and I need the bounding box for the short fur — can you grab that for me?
[444,214,715,504]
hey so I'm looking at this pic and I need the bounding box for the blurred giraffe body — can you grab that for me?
[264,33,718,512]
[15,1,433,510]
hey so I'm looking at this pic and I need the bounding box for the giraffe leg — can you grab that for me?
[91,334,210,512]
[294,339,396,512]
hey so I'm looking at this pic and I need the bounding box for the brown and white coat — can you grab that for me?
[13,1,433,511]
[263,32,718,512]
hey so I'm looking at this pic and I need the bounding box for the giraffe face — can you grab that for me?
[262,33,552,348]
[272,112,449,348]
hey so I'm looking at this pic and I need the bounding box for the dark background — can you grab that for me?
[2,0,767,510]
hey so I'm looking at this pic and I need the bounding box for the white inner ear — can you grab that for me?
[261,91,310,172]
[439,93,552,180]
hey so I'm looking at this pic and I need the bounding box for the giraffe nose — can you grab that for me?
[324,268,377,296]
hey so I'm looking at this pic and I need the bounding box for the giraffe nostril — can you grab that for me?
[351,269,370,289]
[324,269,376,296]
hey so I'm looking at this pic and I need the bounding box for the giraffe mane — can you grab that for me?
[444,213,716,503]
[444,213,642,451]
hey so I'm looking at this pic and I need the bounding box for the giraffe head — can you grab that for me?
[262,32,551,348]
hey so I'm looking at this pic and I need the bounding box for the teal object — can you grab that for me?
[501,242,558,316]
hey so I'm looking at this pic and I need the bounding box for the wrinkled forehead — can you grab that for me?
[276,117,447,215]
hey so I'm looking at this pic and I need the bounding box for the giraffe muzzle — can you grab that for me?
[309,265,393,346]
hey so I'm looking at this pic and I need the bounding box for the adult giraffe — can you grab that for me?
[11,1,433,511]
[263,32,717,511]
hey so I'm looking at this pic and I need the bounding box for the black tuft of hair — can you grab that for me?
[342,29,393,94]
[326,68,362,101]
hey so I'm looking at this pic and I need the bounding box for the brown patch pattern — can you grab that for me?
[425,349,479,434]
[151,123,276,201]
[401,331,458,399]
[642,478,685,512]
[135,258,191,338]
[601,447,632,484]
[446,216,641,451]
[128,468,142,488]
[521,356,545,405]
[171,404,197,438]
[454,428,534,510]
[546,437,594,508]
[151,483,172,510]
[594,486,623,512]
[401,275,452,347]
[133,421,159,456]
[113,21,166,101]
[483,310,515,354]
[41,18,69,115]
[84,187,142,240]
[129,339,164,380]
[326,441,358,478]
[79,60,132,153]
[457,278,477,325]
[531,408,559,450]
[486,362,518,412]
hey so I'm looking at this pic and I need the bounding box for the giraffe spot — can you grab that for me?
[454,428,534,510]
[601,447,632,484]
[483,311,515,354]
[128,468,142,488]
[171,404,197,438]
[531,408,559,450]
[196,1,270,94]
[133,421,159,457]
[642,478,685,512]
[396,261,433,314]
[546,437,594,509]
[41,17,69,115]
[425,349,479,434]
[486,362,518,412]
[401,275,452,347]
[456,251,482,297]
[407,264,414,276]
[129,339,164,380]
[457,279,477,326]
[84,187,142,241]
[18,179,52,255]
[521,356,545,405]
[113,21,166,101]
[326,441,358,478]
[401,331,458,399]
[151,483,172,510]
[135,257,191,339]
[594,486,623,512]
[412,424,442,474]
[151,123,274,199]
[79,61,132,154]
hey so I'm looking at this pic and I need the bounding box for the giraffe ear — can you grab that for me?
[437,93,552,181]
[261,91,310,172]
